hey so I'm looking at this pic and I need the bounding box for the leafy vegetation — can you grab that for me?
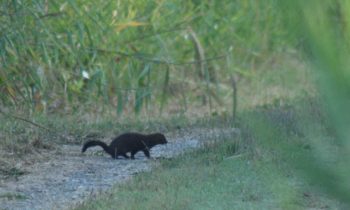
[0,0,294,115]
[1,0,350,209]
[75,101,344,210]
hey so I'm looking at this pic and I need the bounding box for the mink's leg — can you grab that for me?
[142,149,150,158]
[122,153,130,159]
[130,151,136,159]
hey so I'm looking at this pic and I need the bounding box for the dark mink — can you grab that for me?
[81,132,167,159]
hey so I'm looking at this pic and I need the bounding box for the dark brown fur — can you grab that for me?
[81,132,167,159]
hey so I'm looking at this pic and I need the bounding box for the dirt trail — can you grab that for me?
[0,128,236,210]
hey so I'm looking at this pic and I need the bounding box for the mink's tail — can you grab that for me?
[81,140,114,157]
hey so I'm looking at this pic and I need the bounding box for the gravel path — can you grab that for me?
[0,128,236,210]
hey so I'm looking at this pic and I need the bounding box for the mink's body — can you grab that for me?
[81,132,167,159]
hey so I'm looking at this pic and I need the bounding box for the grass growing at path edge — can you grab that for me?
[75,100,344,210]
[76,140,278,210]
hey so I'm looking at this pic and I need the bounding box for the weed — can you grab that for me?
[0,167,28,180]
[75,106,344,209]
[0,193,27,201]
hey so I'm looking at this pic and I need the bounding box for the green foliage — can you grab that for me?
[0,0,291,115]
[276,0,350,205]
[0,193,27,201]
[3,0,350,208]
[75,110,343,209]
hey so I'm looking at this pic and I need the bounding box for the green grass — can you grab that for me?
[76,141,277,210]
[0,113,187,155]
[2,2,349,208]
[0,0,293,115]
[74,100,345,210]
[0,193,28,201]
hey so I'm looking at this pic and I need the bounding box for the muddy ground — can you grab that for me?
[0,128,237,210]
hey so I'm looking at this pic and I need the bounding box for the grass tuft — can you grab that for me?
[0,193,28,201]
[0,166,28,180]
[74,100,345,210]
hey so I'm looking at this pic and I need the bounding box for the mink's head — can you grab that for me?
[153,133,167,144]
